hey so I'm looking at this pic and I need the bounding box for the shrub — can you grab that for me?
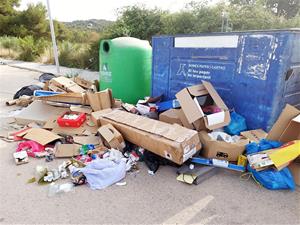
[18,36,48,61]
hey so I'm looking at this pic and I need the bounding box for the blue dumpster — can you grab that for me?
[152,29,300,131]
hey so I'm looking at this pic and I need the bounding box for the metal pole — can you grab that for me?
[46,0,60,74]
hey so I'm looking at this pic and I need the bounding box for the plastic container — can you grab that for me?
[57,112,86,127]
[151,29,300,131]
[99,37,152,104]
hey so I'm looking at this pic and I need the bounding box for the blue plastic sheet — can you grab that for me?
[224,112,247,135]
[247,165,295,191]
[246,139,282,155]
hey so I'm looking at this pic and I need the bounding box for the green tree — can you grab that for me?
[265,0,300,18]
[107,5,166,41]
[0,0,19,16]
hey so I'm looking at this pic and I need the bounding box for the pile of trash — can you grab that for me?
[2,74,300,195]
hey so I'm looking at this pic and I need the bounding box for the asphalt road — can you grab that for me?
[0,65,299,225]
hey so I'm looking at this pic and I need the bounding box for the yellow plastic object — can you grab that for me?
[237,155,247,167]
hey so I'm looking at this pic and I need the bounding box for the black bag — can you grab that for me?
[13,85,42,99]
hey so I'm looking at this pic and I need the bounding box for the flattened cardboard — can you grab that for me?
[73,135,102,145]
[267,104,300,142]
[50,76,85,93]
[241,129,267,143]
[21,128,61,145]
[98,124,125,150]
[48,84,65,92]
[87,89,113,112]
[176,81,230,130]
[74,77,93,89]
[99,110,201,164]
[199,131,249,162]
[14,101,67,125]
[35,92,88,105]
[91,108,113,126]
[70,105,93,114]
[159,109,183,126]
[55,144,80,157]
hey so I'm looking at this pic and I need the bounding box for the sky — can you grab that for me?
[18,0,219,22]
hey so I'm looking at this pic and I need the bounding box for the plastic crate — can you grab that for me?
[57,112,86,128]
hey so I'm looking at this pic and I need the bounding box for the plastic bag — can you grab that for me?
[77,158,126,190]
[247,165,295,191]
[224,112,247,135]
[246,139,282,155]
[16,141,45,157]
[14,85,42,99]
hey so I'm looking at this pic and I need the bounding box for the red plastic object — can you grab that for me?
[57,112,86,128]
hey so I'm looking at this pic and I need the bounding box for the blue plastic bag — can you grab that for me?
[247,165,295,191]
[224,112,247,135]
[246,139,282,155]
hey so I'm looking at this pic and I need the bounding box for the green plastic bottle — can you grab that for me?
[99,37,152,104]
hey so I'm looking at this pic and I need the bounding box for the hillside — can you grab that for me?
[63,19,114,32]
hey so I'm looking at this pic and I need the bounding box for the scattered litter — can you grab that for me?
[13,151,29,165]
[48,182,75,197]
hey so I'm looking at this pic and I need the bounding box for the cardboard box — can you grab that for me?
[199,131,249,162]
[98,124,125,151]
[289,162,300,186]
[49,76,85,93]
[91,108,113,126]
[55,144,81,158]
[240,129,267,143]
[99,110,201,164]
[14,100,67,125]
[86,89,113,112]
[35,92,88,105]
[159,109,183,126]
[267,104,300,142]
[176,81,230,130]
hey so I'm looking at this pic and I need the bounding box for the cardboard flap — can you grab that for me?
[187,84,208,96]
[103,110,197,142]
[98,126,115,142]
[240,129,267,143]
[267,104,300,141]
[176,88,202,123]
[202,81,228,110]
[22,128,61,145]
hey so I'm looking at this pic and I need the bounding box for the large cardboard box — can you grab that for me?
[98,124,126,151]
[91,108,113,126]
[240,129,267,143]
[99,110,201,164]
[199,131,249,162]
[86,89,113,112]
[159,109,183,126]
[49,76,85,93]
[267,104,300,142]
[176,81,230,130]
